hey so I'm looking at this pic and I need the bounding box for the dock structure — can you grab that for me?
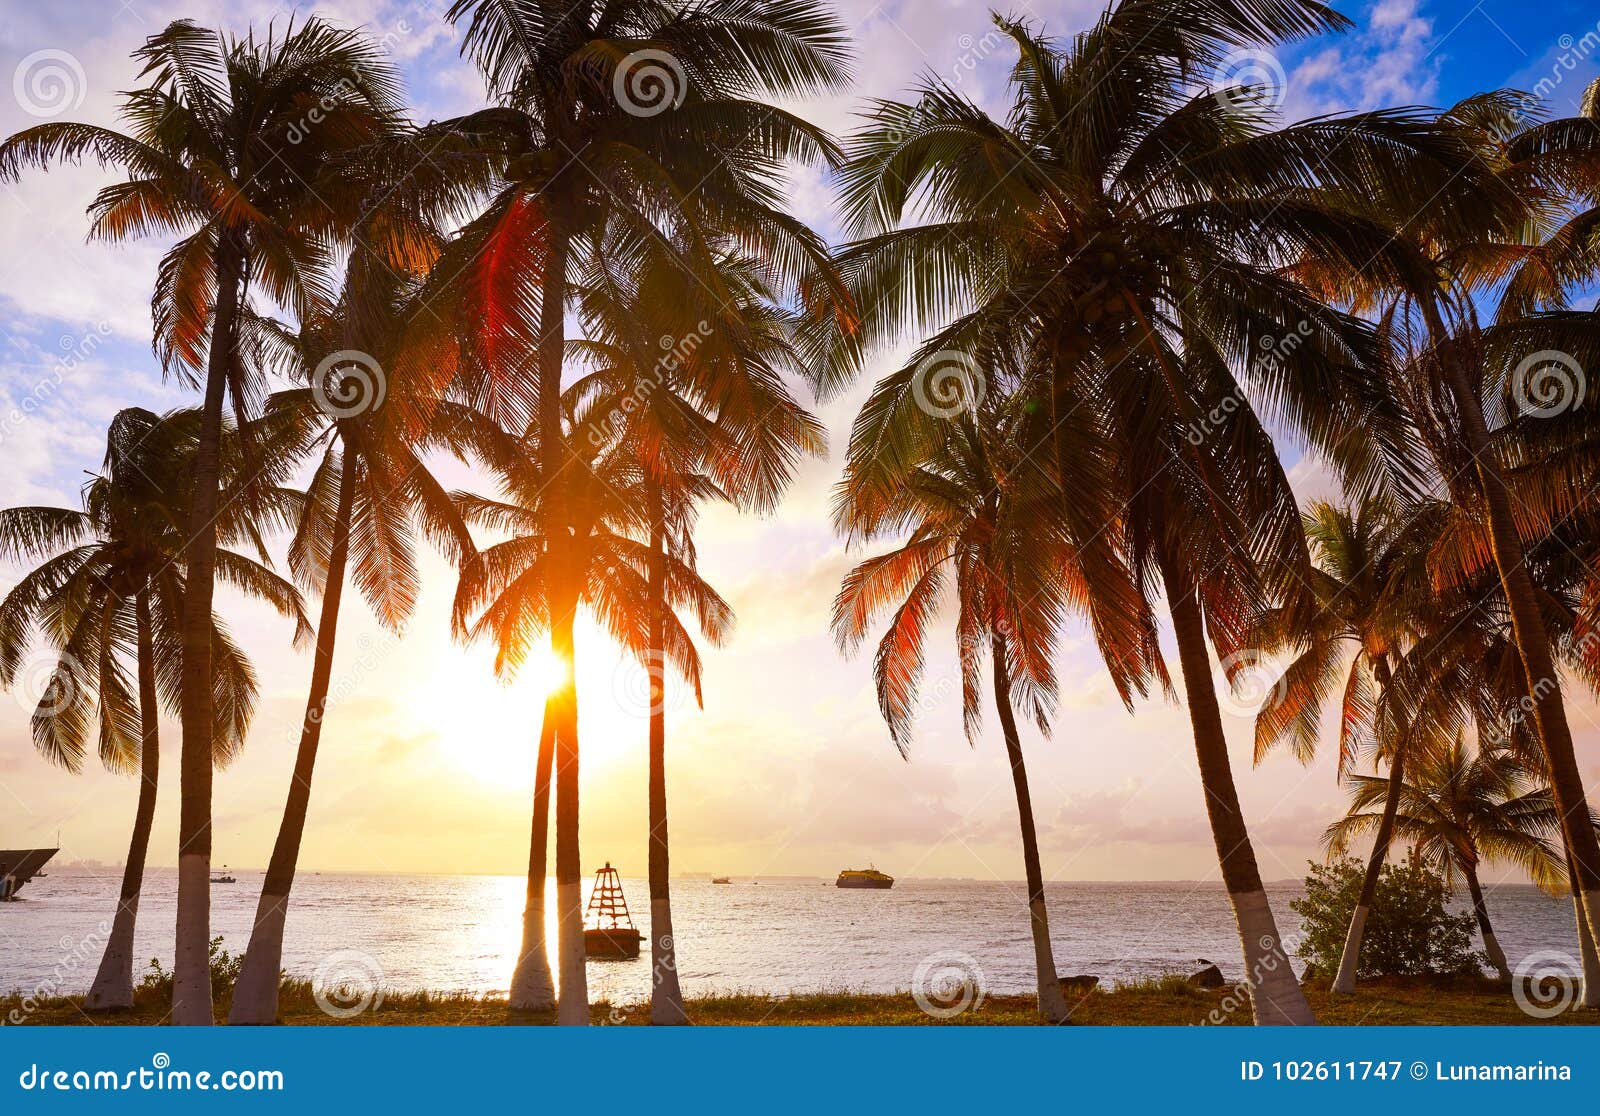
[0,848,58,900]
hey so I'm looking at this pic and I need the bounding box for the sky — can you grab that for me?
[2,0,1599,886]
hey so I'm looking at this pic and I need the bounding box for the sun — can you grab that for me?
[523,643,570,700]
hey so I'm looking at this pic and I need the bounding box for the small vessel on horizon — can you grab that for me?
[711,876,731,884]
[583,862,642,959]
[210,864,236,884]
[835,866,894,890]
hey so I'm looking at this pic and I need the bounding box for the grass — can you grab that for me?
[6,975,1598,1026]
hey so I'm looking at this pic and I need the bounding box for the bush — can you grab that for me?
[137,936,244,997]
[1290,853,1482,980]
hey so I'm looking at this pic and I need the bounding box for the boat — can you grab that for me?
[835,866,894,889]
[711,876,731,885]
[583,862,642,959]
[0,848,58,900]
[210,864,236,884]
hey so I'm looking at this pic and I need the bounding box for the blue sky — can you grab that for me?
[1,0,1598,885]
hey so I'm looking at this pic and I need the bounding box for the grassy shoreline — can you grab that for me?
[7,977,1597,1026]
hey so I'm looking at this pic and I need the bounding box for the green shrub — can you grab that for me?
[137,936,244,995]
[1290,853,1482,979]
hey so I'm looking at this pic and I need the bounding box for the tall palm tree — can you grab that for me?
[427,0,850,1023]
[0,407,307,1011]
[227,266,478,1025]
[451,391,732,1018]
[1290,91,1600,955]
[1250,498,1424,993]
[0,19,405,1022]
[818,1,1467,1024]
[831,394,1088,1023]
[1326,737,1587,980]
[569,234,823,1023]
[1488,73,1600,1006]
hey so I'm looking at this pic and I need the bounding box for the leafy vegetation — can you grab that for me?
[1292,857,1482,980]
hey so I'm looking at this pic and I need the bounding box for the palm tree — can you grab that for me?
[1487,73,1600,1007]
[832,394,1084,1022]
[426,0,850,1023]
[1289,91,1600,955]
[450,392,732,1018]
[569,235,823,1022]
[227,266,478,1025]
[1326,737,1586,980]
[1250,498,1424,993]
[0,19,405,1022]
[818,1,1465,1024]
[0,407,307,1011]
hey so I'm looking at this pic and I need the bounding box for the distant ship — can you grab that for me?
[711,876,731,884]
[0,848,57,900]
[210,865,236,884]
[835,867,894,889]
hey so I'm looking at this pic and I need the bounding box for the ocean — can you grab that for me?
[1,870,1581,1002]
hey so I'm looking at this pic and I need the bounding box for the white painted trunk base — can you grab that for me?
[1234,889,1317,1025]
[171,853,214,1025]
[1330,904,1368,995]
[84,893,140,1011]
[509,901,556,1011]
[1028,898,1070,1023]
[1577,890,1600,1010]
[229,894,289,1024]
[649,898,688,1025]
[556,880,588,1026]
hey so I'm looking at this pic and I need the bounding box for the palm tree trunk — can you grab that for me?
[1422,297,1600,947]
[85,589,159,1012]
[536,225,587,1027]
[173,235,245,1026]
[228,465,355,1025]
[991,632,1070,1023]
[549,589,587,1026]
[1331,656,1397,994]
[508,696,557,1011]
[1567,852,1600,1009]
[644,473,687,1025]
[1157,541,1316,1025]
[1464,861,1511,980]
